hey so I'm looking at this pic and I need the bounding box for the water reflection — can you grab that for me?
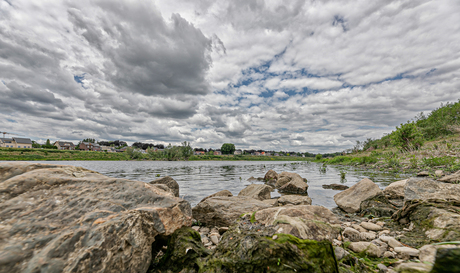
[28,161,408,208]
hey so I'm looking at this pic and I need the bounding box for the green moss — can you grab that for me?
[250,211,256,223]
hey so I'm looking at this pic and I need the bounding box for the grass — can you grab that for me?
[0,148,314,162]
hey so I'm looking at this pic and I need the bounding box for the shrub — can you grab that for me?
[391,122,424,151]
[315,154,322,160]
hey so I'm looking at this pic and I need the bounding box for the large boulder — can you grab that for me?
[333,178,383,213]
[237,184,272,201]
[359,194,398,217]
[404,177,460,204]
[383,179,407,199]
[276,195,312,206]
[198,189,233,203]
[438,170,460,184]
[264,169,279,183]
[0,162,192,273]
[254,205,341,242]
[275,172,306,189]
[192,196,272,226]
[149,176,180,197]
[393,178,460,247]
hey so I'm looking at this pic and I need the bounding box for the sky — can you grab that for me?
[1,0,459,153]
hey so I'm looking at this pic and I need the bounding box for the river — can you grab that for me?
[27,160,407,208]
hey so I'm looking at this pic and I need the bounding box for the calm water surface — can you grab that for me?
[28,161,408,208]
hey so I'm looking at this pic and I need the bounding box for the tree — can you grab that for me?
[391,122,424,151]
[82,138,95,143]
[221,143,236,155]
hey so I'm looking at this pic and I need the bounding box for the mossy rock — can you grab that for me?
[359,194,398,218]
[431,248,460,273]
[150,227,210,273]
[151,225,339,272]
[201,226,338,272]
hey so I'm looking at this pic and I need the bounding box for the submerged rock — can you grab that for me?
[322,184,349,190]
[0,162,192,273]
[275,172,306,189]
[334,178,383,213]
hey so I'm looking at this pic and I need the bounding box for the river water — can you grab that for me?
[27,160,409,208]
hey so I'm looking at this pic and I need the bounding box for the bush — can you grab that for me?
[315,154,322,160]
[391,122,424,151]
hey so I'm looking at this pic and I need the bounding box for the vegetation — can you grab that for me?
[315,100,460,174]
[220,143,236,155]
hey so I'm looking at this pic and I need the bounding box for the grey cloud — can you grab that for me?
[68,1,212,98]
[341,133,363,138]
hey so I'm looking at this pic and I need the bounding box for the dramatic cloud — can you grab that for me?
[1,0,459,152]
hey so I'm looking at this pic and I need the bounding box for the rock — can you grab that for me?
[152,227,211,272]
[379,230,391,236]
[200,225,339,272]
[199,227,210,234]
[322,184,349,190]
[275,172,306,189]
[352,224,368,233]
[198,189,233,203]
[255,205,341,242]
[276,195,312,206]
[417,171,430,176]
[360,232,377,241]
[192,226,200,231]
[380,236,404,248]
[192,196,271,226]
[218,227,229,235]
[392,178,460,247]
[264,169,279,183]
[431,247,460,273]
[334,178,383,213]
[348,242,382,257]
[237,184,272,201]
[435,170,444,177]
[377,263,388,273]
[333,239,342,246]
[210,234,219,245]
[247,176,264,182]
[278,175,309,194]
[262,198,278,206]
[0,162,192,273]
[394,247,420,257]
[361,222,383,231]
[360,195,398,217]
[149,176,180,197]
[403,177,460,204]
[438,170,460,183]
[334,246,348,260]
[384,251,396,258]
[384,179,407,199]
[419,244,460,264]
[394,262,432,273]
[343,227,361,242]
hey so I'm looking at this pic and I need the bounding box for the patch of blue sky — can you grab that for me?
[73,73,88,88]
[7,119,17,123]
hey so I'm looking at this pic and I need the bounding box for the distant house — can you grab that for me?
[54,141,75,150]
[100,145,115,152]
[265,152,272,156]
[79,142,100,151]
[0,138,14,148]
[234,149,242,155]
[0,138,32,148]
[194,151,205,155]
[274,153,280,156]
[213,151,222,155]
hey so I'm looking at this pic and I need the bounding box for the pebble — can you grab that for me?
[360,231,376,241]
[435,170,444,176]
[191,226,200,231]
[343,227,360,242]
[210,235,219,245]
[376,221,385,227]
[333,239,342,246]
[360,222,383,231]
[352,224,368,233]
[377,263,388,273]
[394,246,420,257]
[378,230,390,236]
[218,227,229,235]
[272,235,278,240]
[200,227,210,234]
[334,247,348,260]
[383,251,396,258]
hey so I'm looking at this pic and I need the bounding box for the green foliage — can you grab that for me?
[82,138,96,143]
[422,156,456,167]
[416,101,460,140]
[220,143,236,155]
[315,154,322,160]
[391,122,424,151]
[125,147,144,160]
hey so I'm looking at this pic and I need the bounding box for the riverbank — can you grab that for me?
[316,133,460,177]
[0,147,312,161]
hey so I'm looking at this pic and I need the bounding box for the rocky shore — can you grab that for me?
[1,162,459,272]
